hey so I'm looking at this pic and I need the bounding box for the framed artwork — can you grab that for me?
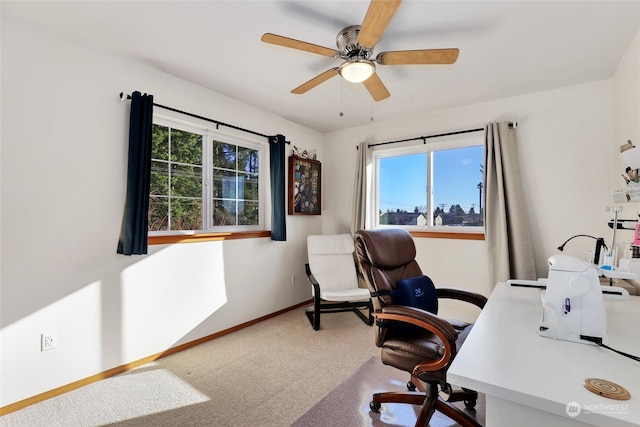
[288,155,321,215]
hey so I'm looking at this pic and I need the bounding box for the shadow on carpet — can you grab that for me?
[292,356,485,427]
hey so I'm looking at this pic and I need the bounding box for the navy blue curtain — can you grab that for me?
[117,91,154,255]
[269,134,287,241]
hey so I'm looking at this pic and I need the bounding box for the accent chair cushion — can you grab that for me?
[308,234,366,299]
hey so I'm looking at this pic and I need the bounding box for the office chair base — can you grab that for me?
[418,396,482,427]
[369,390,481,427]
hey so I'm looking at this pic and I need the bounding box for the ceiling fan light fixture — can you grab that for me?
[339,59,375,83]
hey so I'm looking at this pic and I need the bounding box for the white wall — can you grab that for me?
[613,29,640,161]
[610,29,640,277]
[323,79,615,322]
[0,15,322,406]
[612,28,640,218]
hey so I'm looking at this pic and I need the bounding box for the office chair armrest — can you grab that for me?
[305,263,320,296]
[376,305,457,371]
[436,287,487,309]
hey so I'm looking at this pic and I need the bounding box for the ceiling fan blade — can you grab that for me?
[291,68,340,94]
[357,0,402,48]
[376,48,460,65]
[363,73,390,101]
[261,33,339,57]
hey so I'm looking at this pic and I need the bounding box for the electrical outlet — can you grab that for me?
[41,331,57,351]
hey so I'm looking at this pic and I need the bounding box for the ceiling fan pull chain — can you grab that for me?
[370,79,374,121]
[340,80,344,117]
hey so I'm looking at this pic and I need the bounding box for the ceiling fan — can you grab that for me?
[261,0,459,101]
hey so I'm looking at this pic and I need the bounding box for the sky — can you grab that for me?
[379,145,484,213]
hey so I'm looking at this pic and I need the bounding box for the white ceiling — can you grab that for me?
[4,1,640,133]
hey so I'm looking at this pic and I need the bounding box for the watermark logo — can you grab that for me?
[566,402,581,417]
[565,401,629,417]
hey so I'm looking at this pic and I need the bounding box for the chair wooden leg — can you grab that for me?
[305,298,372,330]
[371,391,426,407]
[304,296,321,330]
[414,396,438,427]
[351,305,373,326]
[434,398,482,427]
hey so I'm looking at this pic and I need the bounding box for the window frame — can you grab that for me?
[150,115,268,238]
[371,133,484,234]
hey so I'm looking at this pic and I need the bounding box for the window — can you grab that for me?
[149,117,265,234]
[373,134,484,231]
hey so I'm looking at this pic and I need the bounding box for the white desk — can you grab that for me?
[448,282,640,427]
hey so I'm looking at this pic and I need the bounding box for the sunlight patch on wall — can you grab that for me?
[120,242,228,361]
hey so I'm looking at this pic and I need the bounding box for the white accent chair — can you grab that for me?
[305,233,373,330]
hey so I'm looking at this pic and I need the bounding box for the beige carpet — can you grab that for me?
[1,308,380,427]
[292,356,485,427]
[1,308,483,427]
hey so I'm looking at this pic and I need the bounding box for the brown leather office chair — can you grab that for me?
[354,228,487,427]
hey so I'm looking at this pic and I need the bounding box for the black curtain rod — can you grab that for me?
[119,92,289,144]
[368,127,485,148]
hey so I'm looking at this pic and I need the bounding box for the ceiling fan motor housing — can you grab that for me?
[336,25,372,59]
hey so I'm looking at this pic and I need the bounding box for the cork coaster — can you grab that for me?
[583,378,631,400]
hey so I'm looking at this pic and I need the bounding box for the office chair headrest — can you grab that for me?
[355,229,416,269]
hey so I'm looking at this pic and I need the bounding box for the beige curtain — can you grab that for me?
[351,142,369,235]
[484,122,536,288]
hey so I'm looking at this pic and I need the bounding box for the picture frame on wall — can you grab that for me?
[288,155,321,215]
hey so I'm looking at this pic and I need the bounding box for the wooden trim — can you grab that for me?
[409,230,485,241]
[0,299,313,416]
[149,230,271,245]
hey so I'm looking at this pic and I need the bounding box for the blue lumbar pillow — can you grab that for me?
[390,275,438,333]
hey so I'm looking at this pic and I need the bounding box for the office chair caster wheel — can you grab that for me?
[407,381,416,391]
[370,401,381,413]
[462,387,477,409]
